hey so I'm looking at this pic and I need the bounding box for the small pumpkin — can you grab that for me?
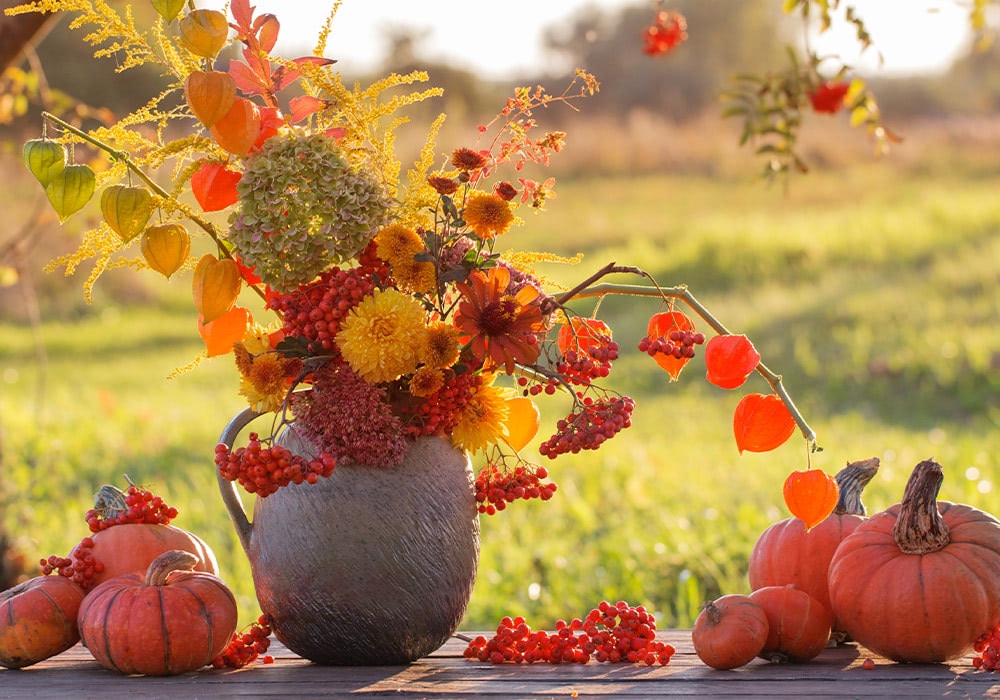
[83,522,219,588]
[0,575,86,669]
[748,458,879,640]
[828,459,1000,663]
[691,594,769,670]
[749,584,831,663]
[78,550,238,675]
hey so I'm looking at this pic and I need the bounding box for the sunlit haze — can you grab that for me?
[202,0,973,80]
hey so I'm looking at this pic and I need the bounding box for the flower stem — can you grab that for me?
[40,111,268,303]
[557,272,818,449]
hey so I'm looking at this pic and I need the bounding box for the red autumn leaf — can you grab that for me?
[190,161,241,212]
[809,81,850,115]
[646,310,696,381]
[705,334,761,390]
[274,56,337,92]
[234,255,261,285]
[254,14,280,53]
[228,57,271,96]
[289,95,327,123]
[783,469,840,529]
[733,393,795,454]
[230,0,254,34]
[251,106,283,151]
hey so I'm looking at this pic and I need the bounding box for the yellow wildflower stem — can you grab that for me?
[556,265,817,450]
[40,111,268,304]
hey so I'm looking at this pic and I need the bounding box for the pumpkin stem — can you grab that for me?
[893,459,950,555]
[145,550,199,586]
[702,600,722,626]
[833,457,879,516]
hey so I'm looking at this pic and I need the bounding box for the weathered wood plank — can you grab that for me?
[2,631,999,699]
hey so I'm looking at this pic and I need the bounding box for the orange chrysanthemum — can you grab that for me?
[409,366,445,397]
[428,175,460,195]
[451,147,487,172]
[422,321,462,369]
[375,223,423,262]
[464,192,514,239]
[454,266,545,373]
[392,258,436,294]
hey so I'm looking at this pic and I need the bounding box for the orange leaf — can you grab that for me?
[192,254,242,323]
[198,306,252,357]
[733,393,795,454]
[646,311,695,381]
[705,334,761,390]
[783,469,840,529]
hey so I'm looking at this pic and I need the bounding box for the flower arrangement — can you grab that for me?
[12,0,822,518]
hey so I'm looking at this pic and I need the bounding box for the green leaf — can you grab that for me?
[150,0,187,21]
[45,164,96,222]
[22,139,66,187]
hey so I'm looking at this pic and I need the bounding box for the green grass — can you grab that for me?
[2,163,999,631]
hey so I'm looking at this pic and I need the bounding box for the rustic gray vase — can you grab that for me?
[218,408,481,665]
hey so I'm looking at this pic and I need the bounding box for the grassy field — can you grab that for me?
[2,158,999,630]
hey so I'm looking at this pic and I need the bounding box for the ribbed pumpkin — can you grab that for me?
[84,523,219,588]
[0,575,86,669]
[749,457,879,640]
[691,594,769,670]
[78,550,238,675]
[828,459,1000,663]
[749,584,831,663]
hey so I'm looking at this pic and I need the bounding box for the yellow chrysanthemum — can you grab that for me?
[464,192,514,239]
[374,223,424,263]
[239,353,292,413]
[335,288,428,383]
[422,321,461,369]
[393,258,436,294]
[451,375,509,454]
[409,366,445,397]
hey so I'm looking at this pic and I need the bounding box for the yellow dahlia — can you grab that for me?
[374,223,424,263]
[464,192,514,239]
[336,288,428,383]
[238,352,294,413]
[451,374,509,454]
[422,321,462,369]
[393,258,437,294]
[409,366,445,397]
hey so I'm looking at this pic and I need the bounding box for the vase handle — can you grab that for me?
[216,406,263,553]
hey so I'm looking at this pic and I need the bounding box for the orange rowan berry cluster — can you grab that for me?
[85,484,179,533]
[557,340,619,385]
[538,395,635,458]
[40,537,101,590]
[464,601,675,665]
[402,370,478,439]
[638,329,705,360]
[215,432,336,497]
[973,626,1000,670]
[474,463,557,515]
[210,614,275,669]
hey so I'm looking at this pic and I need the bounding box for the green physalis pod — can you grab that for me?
[150,0,187,21]
[45,164,96,222]
[23,139,66,187]
[101,185,155,243]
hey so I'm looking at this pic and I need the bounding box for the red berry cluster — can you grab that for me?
[40,537,102,590]
[973,626,1000,670]
[638,329,705,360]
[85,485,179,533]
[474,463,557,515]
[215,432,336,497]
[517,374,558,397]
[557,340,620,385]
[267,267,375,354]
[210,614,275,669]
[538,395,635,459]
[463,601,675,665]
[402,370,477,439]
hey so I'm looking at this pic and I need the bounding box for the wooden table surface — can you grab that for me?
[2,631,998,698]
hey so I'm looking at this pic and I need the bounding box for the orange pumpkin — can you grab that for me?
[78,550,238,675]
[0,575,86,669]
[828,459,1000,663]
[84,523,219,588]
[749,584,831,663]
[691,594,769,670]
[748,458,879,640]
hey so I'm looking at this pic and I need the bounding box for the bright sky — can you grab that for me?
[203,0,974,80]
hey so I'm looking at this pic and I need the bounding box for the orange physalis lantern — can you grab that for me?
[190,162,241,212]
[733,393,796,454]
[557,317,612,355]
[100,185,154,243]
[210,98,262,157]
[783,469,840,530]
[502,397,540,452]
[646,310,695,381]
[141,223,190,279]
[705,334,761,390]
[192,254,242,324]
[184,70,237,128]
[178,9,229,59]
[198,306,252,357]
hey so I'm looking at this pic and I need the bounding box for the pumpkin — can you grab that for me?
[84,523,219,588]
[0,575,86,669]
[691,594,769,670]
[749,458,879,640]
[749,584,831,663]
[78,550,238,675]
[828,459,1000,663]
